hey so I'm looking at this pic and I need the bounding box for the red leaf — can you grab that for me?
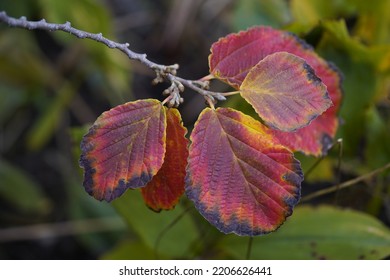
[240,51,332,131]
[209,26,343,155]
[271,63,343,156]
[141,108,189,212]
[185,107,302,236]
[80,99,166,202]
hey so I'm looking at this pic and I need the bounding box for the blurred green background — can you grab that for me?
[0,0,390,259]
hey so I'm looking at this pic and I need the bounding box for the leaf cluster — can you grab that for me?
[79,26,340,237]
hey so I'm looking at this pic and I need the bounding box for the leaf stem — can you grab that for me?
[222,91,240,96]
[0,11,227,108]
[153,205,193,259]
[246,236,253,260]
[200,74,215,81]
[333,138,343,205]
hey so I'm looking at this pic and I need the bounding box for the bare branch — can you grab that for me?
[301,162,390,202]
[0,11,165,70]
[0,11,229,107]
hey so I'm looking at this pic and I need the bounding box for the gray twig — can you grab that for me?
[0,11,227,107]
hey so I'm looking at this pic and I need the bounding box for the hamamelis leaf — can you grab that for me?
[209,26,343,155]
[240,52,332,132]
[79,99,166,202]
[141,108,189,212]
[269,61,343,155]
[185,107,303,236]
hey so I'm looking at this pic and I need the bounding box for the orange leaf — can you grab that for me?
[141,108,189,212]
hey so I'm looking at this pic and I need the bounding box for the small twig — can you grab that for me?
[246,236,253,260]
[333,138,343,205]
[0,217,126,242]
[304,138,342,180]
[153,205,193,259]
[304,156,324,179]
[0,11,230,107]
[301,162,390,202]
[173,75,227,101]
[0,12,160,69]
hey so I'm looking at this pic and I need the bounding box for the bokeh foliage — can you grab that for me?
[1,0,390,259]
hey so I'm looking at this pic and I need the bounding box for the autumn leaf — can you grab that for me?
[79,99,166,202]
[270,62,343,155]
[240,51,332,131]
[141,108,189,212]
[185,107,303,236]
[209,26,343,155]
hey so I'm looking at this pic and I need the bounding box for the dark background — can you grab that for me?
[1,0,390,259]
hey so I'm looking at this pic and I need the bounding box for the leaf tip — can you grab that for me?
[303,62,323,85]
